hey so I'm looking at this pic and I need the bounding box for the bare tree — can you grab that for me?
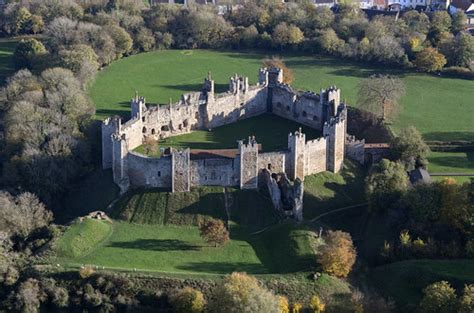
[357,74,405,123]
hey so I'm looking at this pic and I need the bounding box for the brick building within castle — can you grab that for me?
[102,68,348,193]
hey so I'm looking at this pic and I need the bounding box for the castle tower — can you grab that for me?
[268,68,283,87]
[239,136,259,189]
[203,71,215,101]
[102,117,121,169]
[171,148,191,192]
[287,128,306,181]
[324,111,346,173]
[327,86,341,117]
[112,133,130,193]
[259,68,269,86]
[131,93,146,120]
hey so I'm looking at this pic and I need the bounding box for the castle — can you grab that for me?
[102,68,348,194]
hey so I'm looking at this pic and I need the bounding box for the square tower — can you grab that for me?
[171,149,191,192]
[287,128,306,181]
[239,137,259,189]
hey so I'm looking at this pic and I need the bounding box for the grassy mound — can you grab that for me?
[110,186,277,228]
[90,50,474,142]
[370,259,474,308]
[56,218,112,258]
[134,114,321,153]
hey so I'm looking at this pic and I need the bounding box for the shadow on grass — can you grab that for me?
[162,83,229,94]
[176,261,268,274]
[429,154,474,171]
[423,131,474,141]
[108,239,201,251]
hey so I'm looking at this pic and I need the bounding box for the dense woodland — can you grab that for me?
[0,0,473,312]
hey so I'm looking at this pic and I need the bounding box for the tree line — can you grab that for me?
[1,0,473,74]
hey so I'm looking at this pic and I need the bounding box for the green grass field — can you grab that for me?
[0,38,17,85]
[370,259,474,308]
[427,151,474,183]
[89,50,474,142]
[135,113,321,153]
[55,220,319,275]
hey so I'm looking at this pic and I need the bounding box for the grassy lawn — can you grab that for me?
[0,37,17,85]
[134,113,321,153]
[370,259,474,309]
[55,221,319,275]
[89,50,474,142]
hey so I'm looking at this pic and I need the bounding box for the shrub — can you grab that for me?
[459,284,474,313]
[317,230,357,278]
[278,296,289,313]
[198,218,229,247]
[419,281,457,313]
[310,295,325,313]
[169,287,206,313]
[79,266,95,279]
[291,303,303,313]
[208,272,279,313]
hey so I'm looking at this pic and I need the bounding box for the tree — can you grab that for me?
[459,284,474,313]
[419,281,457,313]
[135,27,155,52]
[390,126,430,170]
[430,11,452,34]
[451,11,467,34]
[317,29,345,55]
[438,178,473,235]
[450,33,474,68]
[169,287,206,313]
[262,57,294,84]
[14,278,42,313]
[357,74,405,122]
[13,39,47,70]
[198,218,229,247]
[208,272,280,313]
[272,23,304,49]
[317,230,356,278]
[312,6,334,30]
[402,11,430,35]
[0,192,53,240]
[26,15,45,34]
[414,47,447,72]
[104,24,133,59]
[365,159,409,212]
[12,6,32,34]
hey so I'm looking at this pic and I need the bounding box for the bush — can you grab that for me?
[169,287,206,313]
[419,281,457,313]
[208,272,279,313]
[317,230,357,278]
[278,296,289,313]
[79,266,95,279]
[310,295,325,313]
[459,284,474,313]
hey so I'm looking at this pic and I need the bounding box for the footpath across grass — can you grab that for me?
[89,50,474,142]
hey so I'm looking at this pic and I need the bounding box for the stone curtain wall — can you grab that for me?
[258,152,286,174]
[190,158,238,187]
[127,152,172,188]
[305,137,328,175]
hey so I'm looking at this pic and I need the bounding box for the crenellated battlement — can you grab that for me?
[102,68,349,193]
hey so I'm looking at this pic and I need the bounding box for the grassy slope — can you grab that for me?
[370,259,474,308]
[427,151,474,183]
[0,38,17,85]
[55,218,113,258]
[134,113,321,152]
[89,50,474,141]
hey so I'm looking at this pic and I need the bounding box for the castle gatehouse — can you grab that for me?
[102,68,348,193]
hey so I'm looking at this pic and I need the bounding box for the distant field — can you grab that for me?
[0,38,17,85]
[89,50,474,142]
[370,259,474,308]
[428,151,474,183]
[134,114,321,153]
